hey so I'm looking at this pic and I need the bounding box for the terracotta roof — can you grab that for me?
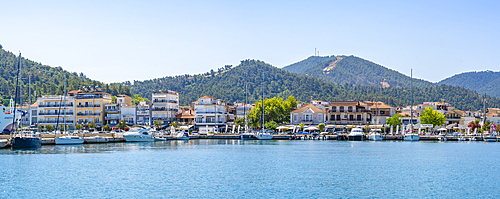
[68,90,81,94]
[486,113,498,117]
[370,102,395,109]
[200,95,218,99]
[291,104,326,114]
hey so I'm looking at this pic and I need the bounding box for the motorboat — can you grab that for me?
[256,132,273,140]
[438,136,447,142]
[403,133,420,141]
[55,135,84,145]
[368,129,383,141]
[11,131,42,148]
[123,128,154,142]
[240,131,255,140]
[154,137,167,141]
[84,136,109,143]
[174,132,190,140]
[468,137,476,141]
[348,127,364,141]
[484,133,497,142]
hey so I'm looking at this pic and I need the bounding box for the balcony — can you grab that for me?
[195,111,224,114]
[105,108,120,112]
[38,104,74,108]
[38,120,74,124]
[38,112,74,116]
[77,113,100,116]
[77,104,100,108]
[152,108,178,112]
[105,116,120,120]
[153,100,178,103]
[137,111,150,115]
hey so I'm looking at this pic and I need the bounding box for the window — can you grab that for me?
[336,115,341,121]
[348,106,353,112]
[349,115,354,121]
[330,115,335,121]
[340,107,344,112]
[318,114,322,122]
[380,111,385,115]
[357,115,361,121]
[293,114,298,122]
[332,106,336,112]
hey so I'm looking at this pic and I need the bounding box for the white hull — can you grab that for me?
[85,136,109,143]
[484,137,497,142]
[55,136,84,145]
[368,134,383,141]
[403,134,420,141]
[176,137,190,140]
[256,133,273,140]
[0,139,9,148]
[123,135,154,142]
[154,137,167,141]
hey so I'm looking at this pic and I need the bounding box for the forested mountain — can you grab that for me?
[130,59,500,111]
[0,46,131,106]
[438,71,500,98]
[283,55,434,88]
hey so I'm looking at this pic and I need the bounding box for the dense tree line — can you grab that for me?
[438,70,500,98]
[0,47,131,106]
[130,59,500,111]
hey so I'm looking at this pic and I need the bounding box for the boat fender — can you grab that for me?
[105,138,108,141]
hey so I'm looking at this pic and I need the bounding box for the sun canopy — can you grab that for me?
[437,128,447,131]
[304,126,319,131]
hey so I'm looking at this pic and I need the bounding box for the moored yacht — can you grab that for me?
[84,135,109,143]
[348,127,365,141]
[404,133,420,141]
[55,134,84,145]
[256,131,273,140]
[123,128,154,142]
[368,129,383,141]
[174,132,190,140]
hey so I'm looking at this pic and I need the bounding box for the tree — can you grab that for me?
[299,123,304,131]
[420,107,446,128]
[154,120,162,129]
[468,119,481,133]
[247,96,298,128]
[265,121,278,130]
[170,121,179,128]
[235,118,245,127]
[45,124,54,131]
[103,124,111,131]
[318,123,325,132]
[37,125,44,132]
[386,114,403,129]
[117,120,127,130]
[481,121,493,132]
[75,124,83,130]
[88,121,96,129]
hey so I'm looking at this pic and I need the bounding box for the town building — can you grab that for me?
[136,100,152,126]
[175,107,195,125]
[104,95,135,127]
[36,95,75,128]
[235,103,254,120]
[152,90,179,125]
[326,101,372,125]
[364,101,396,124]
[68,88,112,127]
[290,104,326,125]
[194,96,232,134]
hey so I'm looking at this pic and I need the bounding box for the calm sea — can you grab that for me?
[1,140,499,198]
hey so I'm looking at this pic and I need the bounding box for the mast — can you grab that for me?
[29,74,31,126]
[11,52,21,133]
[410,69,413,134]
[63,74,66,131]
[244,74,247,132]
[262,67,264,132]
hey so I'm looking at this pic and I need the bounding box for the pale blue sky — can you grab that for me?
[1,0,499,83]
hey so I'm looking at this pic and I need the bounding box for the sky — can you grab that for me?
[1,0,499,83]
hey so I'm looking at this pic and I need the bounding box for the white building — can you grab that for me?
[194,96,231,134]
[37,95,75,128]
[152,90,179,125]
[136,100,151,125]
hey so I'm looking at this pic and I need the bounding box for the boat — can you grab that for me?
[458,137,466,141]
[0,102,22,135]
[483,133,497,142]
[367,129,383,141]
[438,136,447,142]
[123,128,154,142]
[0,139,9,148]
[468,137,476,141]
[256,131,273,140]
[240,132,255,140]
[10,52,42,148]
[348,127,364,141]
[154,137,167,141]
[84,135,109,143]
[174,132,190,140]
[55,134,84,145]
[403,69,420,142]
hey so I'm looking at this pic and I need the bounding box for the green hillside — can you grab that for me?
[283,55,434,88]
[0,46,131,106]
[131,59,499,111]
[438,71,500,98]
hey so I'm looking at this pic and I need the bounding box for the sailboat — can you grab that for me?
[403,69,420,141]
[256,68,273,140]
[239,75,255,140]
[55,74,84,145]
[11,52,42,148]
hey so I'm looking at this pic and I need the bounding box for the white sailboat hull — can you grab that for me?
[256,133,273,140]
[55,137,84,145]
[403,134,420,141]
[0,139,9,148]
[85,136,109,143]
[368,134,383,141]
[123,134,154,142]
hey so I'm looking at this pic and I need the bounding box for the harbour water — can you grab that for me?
[1,140,500,198]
